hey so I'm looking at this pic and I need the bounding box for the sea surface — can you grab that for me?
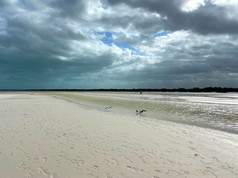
[47,92,238,134]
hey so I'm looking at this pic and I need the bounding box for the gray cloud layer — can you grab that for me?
[0,0,238,89]
[106,0,238,34]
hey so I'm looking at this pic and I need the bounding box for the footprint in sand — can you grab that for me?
[212,156,220,162]
[155,168,162,173]
[26,172,34,178]
[38,167,57,178]
[126,165,139,172]
[42,157,48,162]
[71,159,84,168]
[93,165,99,170]
[38,167,50,176]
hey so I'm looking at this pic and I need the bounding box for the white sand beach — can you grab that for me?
[0,92,238,178]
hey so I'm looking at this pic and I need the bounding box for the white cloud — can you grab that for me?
[181,0,205,12]
[210,0,238,6]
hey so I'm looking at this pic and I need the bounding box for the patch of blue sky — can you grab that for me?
[153,31,171,38]
[95,31,147,56]
[114,41,136,51]
[95,31,114,45]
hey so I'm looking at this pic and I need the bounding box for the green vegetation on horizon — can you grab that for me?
[2,87,238,93]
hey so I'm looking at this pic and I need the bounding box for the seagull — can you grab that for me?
[105,106,112,109]
[136,109,147,114]
[139,109,146,114]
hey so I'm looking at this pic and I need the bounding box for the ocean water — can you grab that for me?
[105,92,238,133]
[47,92,238,134]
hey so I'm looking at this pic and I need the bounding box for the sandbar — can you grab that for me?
[0,92,237,178]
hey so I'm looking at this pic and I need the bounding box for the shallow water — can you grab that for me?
[44,92,238,134]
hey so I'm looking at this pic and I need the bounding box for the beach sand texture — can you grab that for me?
[0,93,238,178]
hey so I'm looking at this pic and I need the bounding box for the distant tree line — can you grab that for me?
[1,87,238,93]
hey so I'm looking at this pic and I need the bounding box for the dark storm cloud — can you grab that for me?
[0,0,115,88]
[0,53,113,89]
[112,56,238,89]
[104,32,238,88]
[105,0,238,35]
[50,0,86,19]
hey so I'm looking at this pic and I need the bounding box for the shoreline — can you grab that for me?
[0,93,238,177]
[40,92,238,135]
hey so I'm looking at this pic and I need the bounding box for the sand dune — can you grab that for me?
[0,93,237,178]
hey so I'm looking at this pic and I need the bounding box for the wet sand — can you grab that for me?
[42,92,238,134]
[0,92,237,178]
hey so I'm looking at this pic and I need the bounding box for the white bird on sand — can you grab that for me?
[105,106,112,109]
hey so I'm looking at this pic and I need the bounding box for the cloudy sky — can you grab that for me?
[0,0,238,89]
